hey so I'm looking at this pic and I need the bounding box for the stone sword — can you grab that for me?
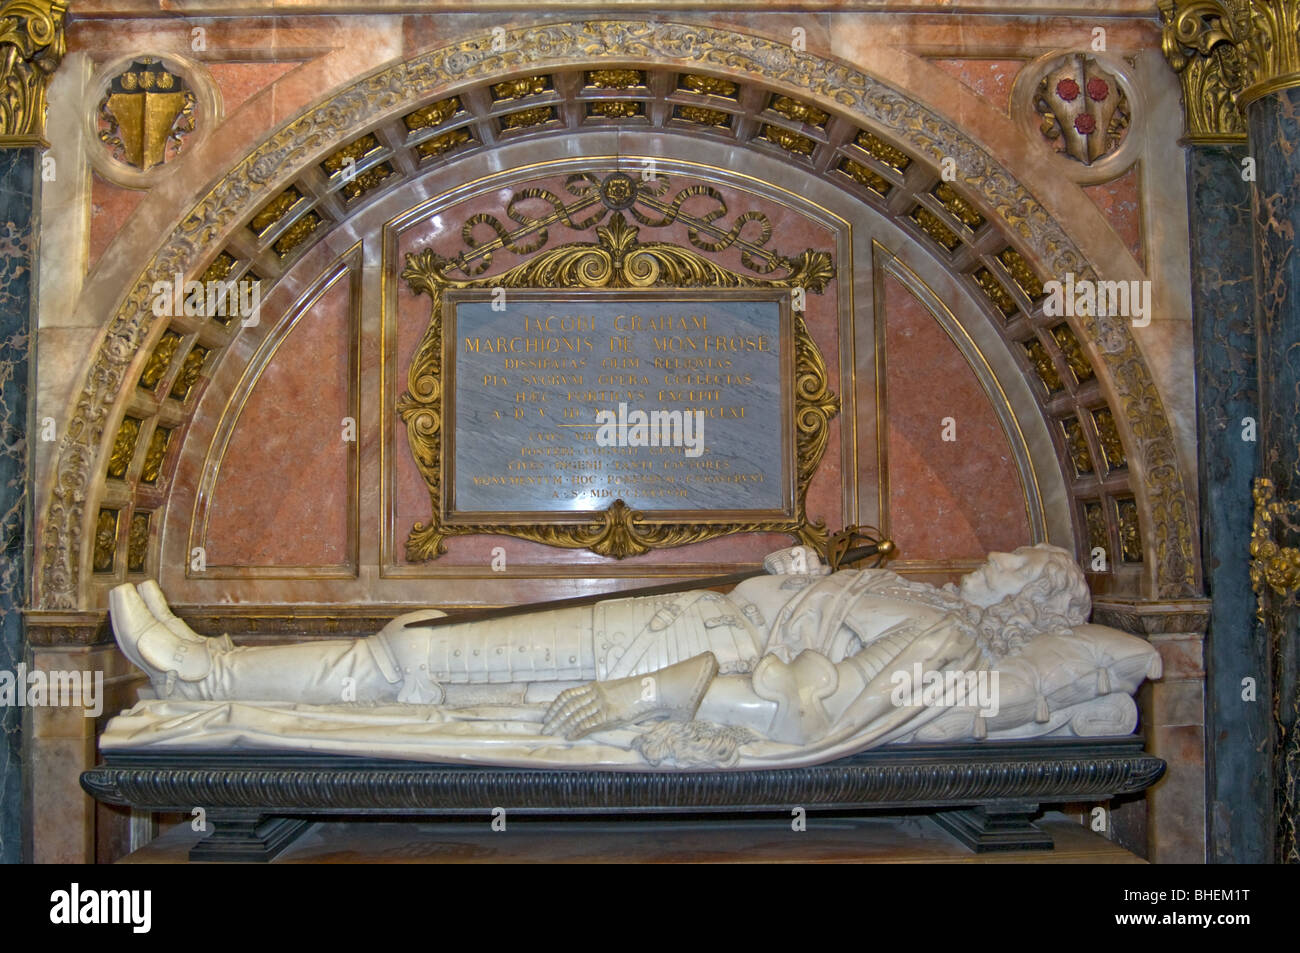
[403,528,894,630]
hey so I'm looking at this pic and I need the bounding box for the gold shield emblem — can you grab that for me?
[1034,54,1129,166]
[99,59,195,172]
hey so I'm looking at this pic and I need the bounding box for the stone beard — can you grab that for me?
[103,544,1162,770]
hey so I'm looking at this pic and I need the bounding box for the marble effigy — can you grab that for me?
[102,544,1161,770]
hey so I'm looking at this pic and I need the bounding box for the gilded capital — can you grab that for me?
[1161,1,1300,141]
[0,0,66,141]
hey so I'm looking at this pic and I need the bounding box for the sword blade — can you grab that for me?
[403,542,884,629]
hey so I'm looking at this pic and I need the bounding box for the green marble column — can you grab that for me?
[1246,86,1300,863]
[1185,142,1269,864]
[1161,0,1300,864]
[0,0,65,864]
[0,143,39,865]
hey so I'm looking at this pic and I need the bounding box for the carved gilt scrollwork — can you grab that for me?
[399,173,838,562]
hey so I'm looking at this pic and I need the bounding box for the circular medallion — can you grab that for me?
[599,172,638,210]
[86,53,222,189]
[1011,51,1143,185]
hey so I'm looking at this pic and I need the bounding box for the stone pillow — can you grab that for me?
[1016,624,1161,712]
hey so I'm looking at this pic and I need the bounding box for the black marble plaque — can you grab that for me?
[444,290,793,520]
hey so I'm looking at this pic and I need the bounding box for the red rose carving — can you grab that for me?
[1087,77,1110,101]
[1056,78,1080,101]
[1074,114,1097,135]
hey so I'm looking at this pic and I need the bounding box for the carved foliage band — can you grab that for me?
[399,193,838,561]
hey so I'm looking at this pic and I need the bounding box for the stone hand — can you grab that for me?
[542,652,719,739]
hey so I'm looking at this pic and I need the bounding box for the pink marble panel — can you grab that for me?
[208,61,302,114]
[88,174,146,271]
[883,275,1031,559]
[205,273,353,567]
[927,58,1023,116]
[1082,165,1143,267]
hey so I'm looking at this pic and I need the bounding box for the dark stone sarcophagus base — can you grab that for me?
[81,736,1164,861]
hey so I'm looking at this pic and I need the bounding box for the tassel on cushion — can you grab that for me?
[1146,652,1164,679]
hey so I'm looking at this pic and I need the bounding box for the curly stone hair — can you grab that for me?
[966,546,1091,659]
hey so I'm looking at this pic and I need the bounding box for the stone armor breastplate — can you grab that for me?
[419,589,765,685]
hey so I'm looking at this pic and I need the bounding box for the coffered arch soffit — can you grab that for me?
[39,19,1197,609]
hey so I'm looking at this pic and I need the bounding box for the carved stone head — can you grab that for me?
[959,544,1091,625]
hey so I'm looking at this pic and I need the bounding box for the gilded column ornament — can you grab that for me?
[1249,477,1300,862]
[1160,0,1300,142]
[0,0,65,141]
[1250,478,1300,597]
